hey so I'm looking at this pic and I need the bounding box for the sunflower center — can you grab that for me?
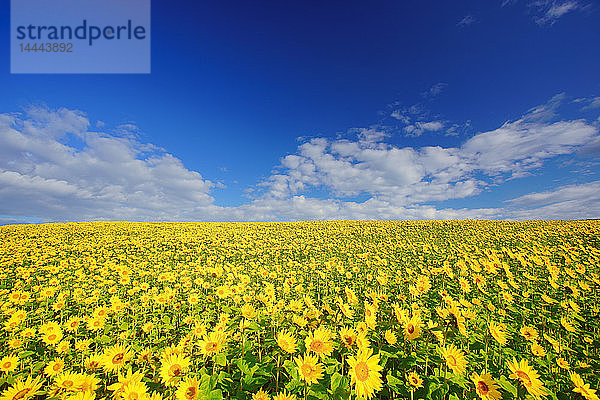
[477,380,489,394]
[407,324,415,334]
[355,361,370,381]
[515,371,532,386]
[48,334,57,341]
[126,393,139,400]
[170,364,182,376]
[2,362,11,369]
[112,353,125,364]
[53,363,62,371]
[343,336,353,346]
[206,342,218,352]
[446,355,457,367]
[302,364,315,377]
[13,388,30,400]
[185,387,197,399]
[310,340,324,352]
[63,380,74,388]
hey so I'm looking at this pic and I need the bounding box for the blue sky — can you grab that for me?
[1,0,600,223]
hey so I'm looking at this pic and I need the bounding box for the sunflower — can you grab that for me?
[107,368,145,397]
[345,288,358,305]
[6,338,20,350]
[403,315,422,341]
[84,353,103,371]
[570,372,600,400]
[347,347,383,399]
[448,305,467,335]
[489,321,508,345]
[137,348,153,364]
[440,344,467,375]
[54,372,83,391]
[0,375,43,400]
[176,377,200,400]
[192,323,208,338]
[42,329,63,346]
[561,317,577,333]
[79,373,100,393]
[241,303,257,319]
[272,390,297,400]
[543,333,562,352]
[384,330,397,345]
[393,304,409,324]
[530,342,546,357]
[520,326,539,341]
[0,355,18,373]
[64,317,80,332]
[86,317,105,331]
[356,332,371,351]
[337,300,354,320]
[471,371,502,400]
[276,331,297,354]
[39,321,61,335]
[20,328,35,340]
[121,380,149,400]
[305,327,334,358]
[407,371,423,389]
[252,389,270,400]
[160,354,191,386]
[44,358,65,376]
[101,344,133,373]
[198,331,227,356]
[557,358,570,370]
[339,327,357,349]
[295,353,324,385]
[508,358,548,398]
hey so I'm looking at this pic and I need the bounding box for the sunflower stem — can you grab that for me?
[276,353,281,392]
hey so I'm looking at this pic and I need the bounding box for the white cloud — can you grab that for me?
[1,95,599,224]
[576,96,600,111]
[404,121,443,136]
[422,83,447,98]
[261,97,597,206]
[530,0,584,25]
[0,107,214,222]
[506,181,600,219]
[457,15,476,27]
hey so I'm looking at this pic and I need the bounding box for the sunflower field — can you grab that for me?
[0,220,599,400]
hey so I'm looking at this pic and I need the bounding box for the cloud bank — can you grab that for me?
[0,96,599,223]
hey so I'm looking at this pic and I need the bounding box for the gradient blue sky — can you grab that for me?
[1,0,600,223]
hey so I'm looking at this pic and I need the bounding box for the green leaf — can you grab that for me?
[214,353,227,367]
[32,361,45,373]
[99,334,111,344]
[285,378,303,393]
[386,373,403,393]
[283,360,299,381]
[497,376,518,398]
[331,372,343,392]
[207,389,224,400]
[449,373,468,389]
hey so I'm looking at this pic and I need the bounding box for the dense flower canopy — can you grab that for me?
[0,220,599,399]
